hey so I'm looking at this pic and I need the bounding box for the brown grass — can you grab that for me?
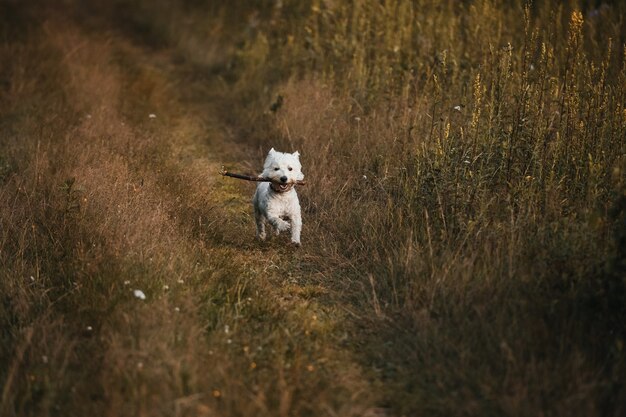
[1,0,625,416]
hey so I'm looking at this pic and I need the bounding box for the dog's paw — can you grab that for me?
[291,241,301,248]
[276,220,291,232]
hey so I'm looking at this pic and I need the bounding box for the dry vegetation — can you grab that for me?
[1,0,625,416]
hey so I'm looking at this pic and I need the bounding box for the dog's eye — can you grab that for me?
[288,167,293,171]
[274,167,280,171]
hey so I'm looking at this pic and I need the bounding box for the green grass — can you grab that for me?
[1,0,625,416]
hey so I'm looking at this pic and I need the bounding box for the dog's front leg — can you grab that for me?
[290,212,302,246]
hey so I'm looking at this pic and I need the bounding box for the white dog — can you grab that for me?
[252,148,304,246]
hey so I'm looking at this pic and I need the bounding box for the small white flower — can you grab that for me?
[362,175,367,180]
[224,325,230,334]
[463,160,471,164]
[162,285,169,290]
[174,307,180,312]
[124,280,131,286]
[354,116,361,121]
[86,326,93,331]
[227,339,232,344]
[133,289,146,300]
[454,105,462,111]
[177,279,184,284]
[29,276,35,282]
[148,114,157,119]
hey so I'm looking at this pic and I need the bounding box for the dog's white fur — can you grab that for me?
[252,148,304,246]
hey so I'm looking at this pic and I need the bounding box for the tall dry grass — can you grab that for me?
[2,0,625,416]
[206,0,626,414]
[0,14,212,415]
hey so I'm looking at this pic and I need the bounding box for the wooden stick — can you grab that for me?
[220,167,306,185]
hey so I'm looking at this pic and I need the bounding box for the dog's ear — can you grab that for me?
[269,148,276,155]
[293,151,300,158]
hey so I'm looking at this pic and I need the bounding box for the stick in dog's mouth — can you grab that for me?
[220,167,306,186]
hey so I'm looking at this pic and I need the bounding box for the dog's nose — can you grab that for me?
[280,176,288,183]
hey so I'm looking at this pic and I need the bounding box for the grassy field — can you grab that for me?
[1,0,625,416]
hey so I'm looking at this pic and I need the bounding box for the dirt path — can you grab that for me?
[1,6,383,416]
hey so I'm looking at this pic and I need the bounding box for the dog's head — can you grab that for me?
[261,148,304,190]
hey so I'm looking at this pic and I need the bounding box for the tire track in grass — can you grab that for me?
[110,34,382,417]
